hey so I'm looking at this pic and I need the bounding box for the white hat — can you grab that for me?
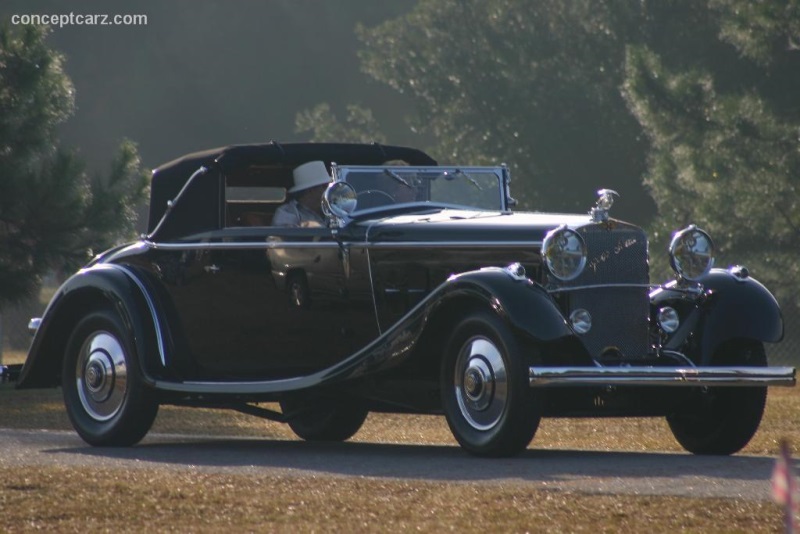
[290,161,331,193]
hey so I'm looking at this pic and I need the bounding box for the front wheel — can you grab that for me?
[667,340,767,455]
[62,309,158,446]
[441,310,541,457]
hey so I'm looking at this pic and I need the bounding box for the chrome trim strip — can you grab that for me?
[144,240,543,251]
[547,283,656,293]
[110,265,167,367]
[363,241,542,249]
[529,366,796,387]
[145,240,342,251]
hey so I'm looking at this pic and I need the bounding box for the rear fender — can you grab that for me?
[17,264,165,389]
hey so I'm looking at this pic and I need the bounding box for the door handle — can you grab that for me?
[204,264,221,274]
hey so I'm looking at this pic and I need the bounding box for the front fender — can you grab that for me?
[441,268,572,343]
[652,268,783,364]
[17,264,164,389]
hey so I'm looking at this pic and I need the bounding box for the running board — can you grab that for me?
[529,366,796,387]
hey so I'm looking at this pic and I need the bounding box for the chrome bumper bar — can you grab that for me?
[529,366,796,387]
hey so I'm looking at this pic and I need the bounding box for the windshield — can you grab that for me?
[335,166,506,213]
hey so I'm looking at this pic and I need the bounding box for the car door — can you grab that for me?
[161,225,379,379]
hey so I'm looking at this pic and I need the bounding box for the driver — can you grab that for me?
[272,161,332,227]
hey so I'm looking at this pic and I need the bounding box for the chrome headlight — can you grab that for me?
[542,225,587,281]
[669,225,714,281]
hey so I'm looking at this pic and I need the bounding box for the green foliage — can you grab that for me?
[295,102,386,144]
[295,1,800,304]
[0,24,74,158]
[623,28,800,301]
[0,25,149,306]
[353,0,644,211]
[712,0,800,66]
[293,0,651,212]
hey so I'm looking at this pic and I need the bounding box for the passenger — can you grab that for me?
[271,161,332,227]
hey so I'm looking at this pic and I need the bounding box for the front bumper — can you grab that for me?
[529,366,796,387]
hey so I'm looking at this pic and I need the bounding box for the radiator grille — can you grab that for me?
[558,223,650,359]
[575,224,649,286]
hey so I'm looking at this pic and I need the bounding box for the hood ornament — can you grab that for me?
[590,189,619,222]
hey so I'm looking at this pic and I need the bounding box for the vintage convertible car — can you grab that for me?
[7,142,795,457]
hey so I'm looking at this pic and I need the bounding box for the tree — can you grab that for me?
[297,0,800,307]
[622,2,800,301]
[353,0,649,214]
[0,24,149,307]
[295,103,387,144]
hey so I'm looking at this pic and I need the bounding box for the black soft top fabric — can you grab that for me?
[147,142,437,238]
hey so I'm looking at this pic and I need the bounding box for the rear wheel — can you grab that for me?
[441,310,541,457]
[667,340,767,455]
[280,398,368,442]
[62,309,158,446]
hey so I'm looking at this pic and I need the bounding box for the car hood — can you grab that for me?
[358,209,595,243]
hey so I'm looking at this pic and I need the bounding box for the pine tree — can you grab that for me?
[622,4,800,304]
[0,24,149,307]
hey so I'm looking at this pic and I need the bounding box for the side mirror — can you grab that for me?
[322,182,357,226]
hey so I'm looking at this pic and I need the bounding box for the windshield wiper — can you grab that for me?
[443,169,482,191]
[383,168,413,189]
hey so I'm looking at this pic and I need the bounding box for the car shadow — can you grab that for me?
[47,434,782,485]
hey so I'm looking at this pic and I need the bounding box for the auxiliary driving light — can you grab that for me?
[570,309,592,334]
[657,307,680,334]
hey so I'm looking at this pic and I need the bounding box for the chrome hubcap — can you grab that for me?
[76,332,127,422]
[454,336,508,431]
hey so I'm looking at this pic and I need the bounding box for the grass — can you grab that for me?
[1,363,798,531]
[0,466,782,533]
[1,349,28,365]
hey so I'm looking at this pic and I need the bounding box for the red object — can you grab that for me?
[772,440,798,533]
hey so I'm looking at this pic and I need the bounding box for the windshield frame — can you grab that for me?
[331,165,512,217]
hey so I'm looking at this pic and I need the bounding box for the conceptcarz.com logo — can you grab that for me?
[10,12,148,28]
